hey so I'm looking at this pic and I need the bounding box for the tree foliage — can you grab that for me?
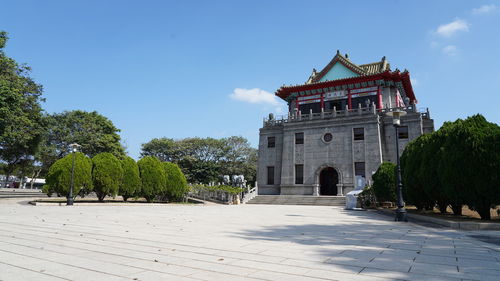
[42,110,125,162]
[0,31,45,183]
[401,114,499,219]
[44,152,92,198]
[141,136,257,184]
[162,162,189,202]
[137,156,165,202]
[92,153,123,201]
[120,156,141,201]
[371,162,396,203]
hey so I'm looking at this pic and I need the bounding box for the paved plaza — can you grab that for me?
[0,199,499,281]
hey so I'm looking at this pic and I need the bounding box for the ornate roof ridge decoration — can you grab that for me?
[310,50,366,83]
[310,51,390,83]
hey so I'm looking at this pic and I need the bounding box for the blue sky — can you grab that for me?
[2,0,499,159]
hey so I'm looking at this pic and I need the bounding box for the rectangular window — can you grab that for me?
[267,166,275,185]
[295,132,304,144]
[354,162,365,178]
[295,164,304,184]
[353,128,364,141]
[398,126,409,139]
[267,136,275,148]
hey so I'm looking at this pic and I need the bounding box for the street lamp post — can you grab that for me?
[386,109,408,222]
[67,143,81,206]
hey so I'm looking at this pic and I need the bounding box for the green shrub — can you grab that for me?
[42,184,54,197]
[137,156,166,202]
[45,152,92,198]
[372,162,396,203]
[92,153,123,201]
[401,114,499,219]
[162,162,189,202]
[120,156,141,201]
[191,184,244,195]
[444,115,499,220]
[401,135,435,210]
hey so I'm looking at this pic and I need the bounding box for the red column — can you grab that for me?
[320,94,324,110]
[347,90,352,110]
[377,86,382,109]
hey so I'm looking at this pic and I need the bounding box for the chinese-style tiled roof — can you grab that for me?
[277,52,416,104]
[359,56,390,75]
[309,51,390,83]
[276,69,417,104]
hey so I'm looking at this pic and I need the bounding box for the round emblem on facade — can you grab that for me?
[323,133,333,142]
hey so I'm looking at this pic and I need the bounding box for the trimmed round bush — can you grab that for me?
[92,153,123,202]
[162,162,189,202]
[137,156,166,202]
[120,156,142,201]
[45,152,92,198]
[372,162,396,203]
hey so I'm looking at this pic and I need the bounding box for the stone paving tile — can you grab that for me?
[0,261,70,281]
[305,269,401,281]
[248,270,332,281]
[410,262,462,278]
[359,268,465,281]
[281,258,363,274]
[128,270,200,281]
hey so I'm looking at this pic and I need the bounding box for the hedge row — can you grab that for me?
[43,154,189,202]
[399,114,499,220]
[190,184,245,195]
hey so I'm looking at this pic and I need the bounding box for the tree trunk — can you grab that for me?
[122,195,128,202]
[437,201,449,214]
[18,176,24,189]
[451,204,463,216]
[477,206,491,220]
[96,191,106,202]
[30,168,41,189]
[3,173,9,188]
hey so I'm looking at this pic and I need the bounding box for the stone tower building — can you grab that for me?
[257,51,434,196]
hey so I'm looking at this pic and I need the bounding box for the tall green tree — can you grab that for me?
[120,156,141,201]
[140,138,182,162]
[43,110,125,162]
[44,152,92,198]
[92,153,123,201]
[220,136,257,184]
[0,31,45,185]
[141,136,257,184]
[401,134,435,210]
[162,162,189,202]
[371,162,396,203]
[137,156,165,202]
[442,115,499,220]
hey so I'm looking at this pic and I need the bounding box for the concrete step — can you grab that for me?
[246,195,346,206]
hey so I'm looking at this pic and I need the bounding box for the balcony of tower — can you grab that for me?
[262,104,431,128]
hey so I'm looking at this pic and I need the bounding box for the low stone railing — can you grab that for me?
[241,186,258,204]
[264,105,428,127]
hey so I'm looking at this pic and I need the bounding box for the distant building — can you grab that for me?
[257,51,434,196]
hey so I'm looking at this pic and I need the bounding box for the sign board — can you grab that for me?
[297,94,320,101]
[323,90,347,101]
[298,98,321,105]
[350,86,378,99]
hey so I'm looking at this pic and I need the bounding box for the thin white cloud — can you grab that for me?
[435,19,469,37]
[229,88,281,106]
[472,4,496,15]
[442,45,458,56]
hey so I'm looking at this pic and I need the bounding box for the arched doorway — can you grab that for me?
[320,167,339,195]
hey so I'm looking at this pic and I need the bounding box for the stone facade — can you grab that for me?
[257,52,434,196]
